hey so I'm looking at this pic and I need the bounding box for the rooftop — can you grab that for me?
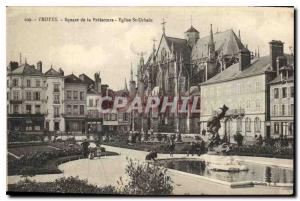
[201,56,272,85]
[9,63,43,76]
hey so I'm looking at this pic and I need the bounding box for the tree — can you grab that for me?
[121,158,173,195]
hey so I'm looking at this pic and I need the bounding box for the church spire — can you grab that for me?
[161,18,166,35]
[208,24,215,61]
[19,52,22,65]
[208,24,214,45]
[124,78,128,91]
[238,29,241,42]
[130,62,134,81]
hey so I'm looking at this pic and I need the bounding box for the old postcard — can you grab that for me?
[6,6,295,196]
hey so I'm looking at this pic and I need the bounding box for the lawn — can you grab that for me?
[7,142,119,176]
[8,145,58,157]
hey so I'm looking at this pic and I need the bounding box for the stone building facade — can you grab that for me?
[44,66,65,133]
[269,63,294,141]
[7,61,46,136]
[64,74,88,135]
[200,40,294,143]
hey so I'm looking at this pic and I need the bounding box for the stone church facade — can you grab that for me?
[129,22,249,135]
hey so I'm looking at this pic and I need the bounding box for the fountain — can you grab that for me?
[204,105,248,172]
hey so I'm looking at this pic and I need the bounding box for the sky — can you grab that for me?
[7,7,294,90]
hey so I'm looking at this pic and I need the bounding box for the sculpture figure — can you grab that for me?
[206,104,229,149]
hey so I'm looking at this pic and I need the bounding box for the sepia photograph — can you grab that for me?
[5,6,295,196]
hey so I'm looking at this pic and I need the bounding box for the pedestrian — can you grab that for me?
[189,142,196,156]
[81,139,90,158]
[202,128,206,136]
[169,140,175,157]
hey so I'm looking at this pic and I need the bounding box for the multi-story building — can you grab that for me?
[269,65,294,141]
[7,61,46,137]
[44,66,65,133]
[64,74,88,135]
[79,73,103,140]
[200,40,294,144]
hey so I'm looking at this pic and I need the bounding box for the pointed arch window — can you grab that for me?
[254,117,261,132]
[237,118,243,132]
[245,117,251,132]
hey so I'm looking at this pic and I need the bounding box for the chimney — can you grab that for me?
[59,68,64,76]
[94,72,101,93]
[269,40,284,73]
[239,48,251,71]
[276,56,287,76]
[9,61,19,72]
[37,61,42,72]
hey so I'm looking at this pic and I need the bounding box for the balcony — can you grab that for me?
[53,89,60,93]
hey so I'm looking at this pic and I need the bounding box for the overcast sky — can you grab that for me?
[7,7,294,90]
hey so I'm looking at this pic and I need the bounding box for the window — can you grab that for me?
[54,106,59,117]
[254,117,261,132]
[245,117,251,132]
[26,80,31,87]
[282,87,287,98]
[35,105,41,114]
[45,122,49,131]
[34,92,40,100]
[36,80,41,87]
[288,123,294,135]
[80,91,84,100]
[13,91,19,100]
[67,105,72,114]
[73,91,78,100]
[95,99,99,107]
[67,91,72,100]
[255,81,260,92]
[246,99,251,109]
[236,118,242,132]
[12,79,18,87]
[274,88,279,99]
[73,105,78,115]
[274,122,280,134]
[291,104,294,116]
[25,91,31,100]
[80,105,84,115]
[54,94,60,104]
[89,99,93,107]
[26,105,32,114]
[54,122,60,131]
[7,92,9,100]
[111,113,117,121]
[7,79,9,87]
[13,104,19,114]
[282,105,285,116]
[54,84,60,92]
[290,86,294,98]
[255,99,260,111]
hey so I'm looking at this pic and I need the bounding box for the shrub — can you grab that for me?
[121,158,173,195]
[8,176,117,194]
[233,132,244,147]
[156,133,163,142]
